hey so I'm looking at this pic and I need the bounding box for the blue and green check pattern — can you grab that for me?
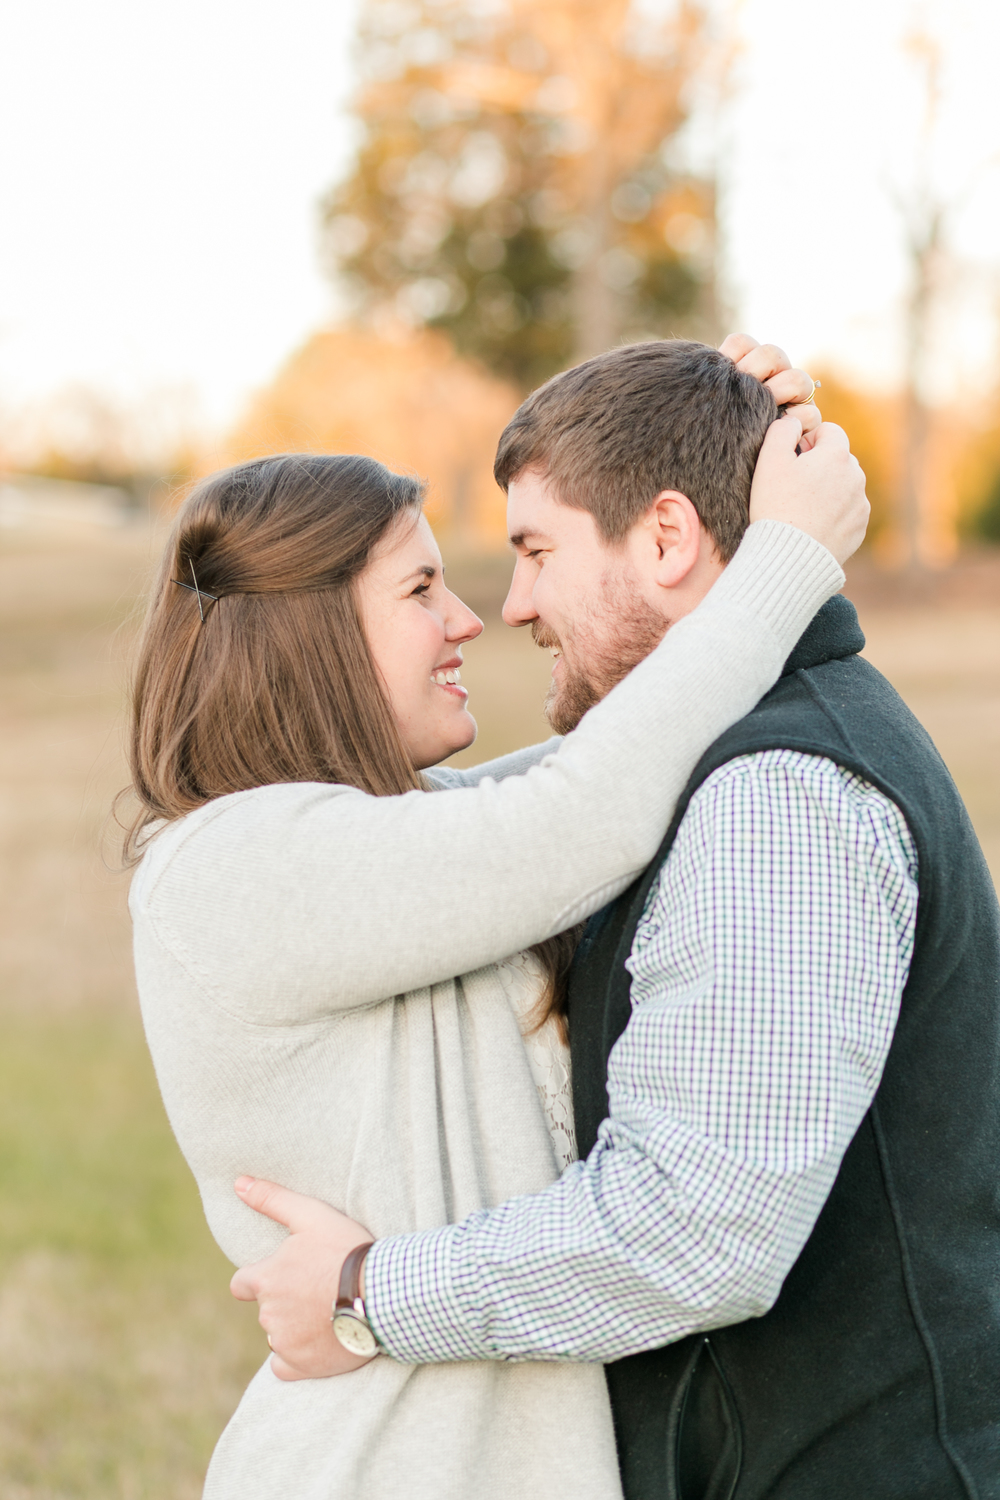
[367,751,918,1365]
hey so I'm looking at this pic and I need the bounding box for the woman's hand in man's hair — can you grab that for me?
[749,415,870,566]
[230,1177,375,1380]
[719,333,823,448]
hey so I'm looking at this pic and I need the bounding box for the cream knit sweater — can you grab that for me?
[130,522,844,1500]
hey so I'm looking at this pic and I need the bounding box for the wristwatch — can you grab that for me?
[331,1241,378,1358]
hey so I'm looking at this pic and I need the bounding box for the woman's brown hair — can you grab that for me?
[125,452,424,861]
[126,448,575,1031]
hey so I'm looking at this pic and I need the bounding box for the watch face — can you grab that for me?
[333,1312,378,1358]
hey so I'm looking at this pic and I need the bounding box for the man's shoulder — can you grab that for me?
[635,749,919,946]
[679,749,915,867]
[710,646,910,757]
[695,746,873,799]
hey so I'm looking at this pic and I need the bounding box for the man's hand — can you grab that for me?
[749,415,869,566]
[719,333,822,448]
[230,1176,375,1381]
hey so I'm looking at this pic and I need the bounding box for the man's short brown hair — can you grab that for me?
[493,339,777,562]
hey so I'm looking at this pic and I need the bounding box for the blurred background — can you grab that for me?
[1,0,999,1493]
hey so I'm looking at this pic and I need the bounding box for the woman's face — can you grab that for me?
[356,511,484,770]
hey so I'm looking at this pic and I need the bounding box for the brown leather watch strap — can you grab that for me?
[336,1240,374,1313]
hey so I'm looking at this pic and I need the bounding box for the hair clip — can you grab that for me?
[171,560,219,622]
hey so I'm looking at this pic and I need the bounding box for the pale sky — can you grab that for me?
[729,0,1000,403]
[1,0,998,447]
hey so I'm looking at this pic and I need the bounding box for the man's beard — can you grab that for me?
[532,580,666,735]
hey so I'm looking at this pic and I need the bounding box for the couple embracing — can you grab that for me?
[127,335,1000,1500]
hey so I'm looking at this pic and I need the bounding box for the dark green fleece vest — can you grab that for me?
[568,596,1000,1500]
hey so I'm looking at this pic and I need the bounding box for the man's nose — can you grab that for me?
[502,562,537,628]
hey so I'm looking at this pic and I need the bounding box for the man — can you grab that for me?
[233,337,1000,1498]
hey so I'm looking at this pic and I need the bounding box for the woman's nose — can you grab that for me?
[445,592,484,644]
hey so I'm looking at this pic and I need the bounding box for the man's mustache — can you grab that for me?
[531,620,561,651]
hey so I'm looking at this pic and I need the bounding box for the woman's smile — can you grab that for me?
[431,657,467,697]
[356,513,483,767]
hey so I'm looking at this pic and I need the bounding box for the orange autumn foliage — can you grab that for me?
[806,373,899,551]
[225,332,1000,564]
[813,371,1000,566]
[226,326,520,547]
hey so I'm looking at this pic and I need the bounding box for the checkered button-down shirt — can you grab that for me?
[366,750,919,1364]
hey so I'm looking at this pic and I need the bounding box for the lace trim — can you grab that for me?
[497,950,578,1174]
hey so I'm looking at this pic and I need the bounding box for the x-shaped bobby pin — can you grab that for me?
[171,559,220,622]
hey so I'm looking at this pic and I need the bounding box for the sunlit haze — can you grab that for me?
[2,0,998,438]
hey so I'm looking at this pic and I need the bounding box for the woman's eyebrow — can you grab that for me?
[399,563,437,584]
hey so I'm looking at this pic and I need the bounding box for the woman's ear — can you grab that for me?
[646,490,703,588]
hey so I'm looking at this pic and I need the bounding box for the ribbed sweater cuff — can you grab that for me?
[709,521,845,644]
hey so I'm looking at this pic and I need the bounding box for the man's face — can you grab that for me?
[503,469,668,734]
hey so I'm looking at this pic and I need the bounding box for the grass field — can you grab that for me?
[0,527,264,1498]
[0,523,997,1497]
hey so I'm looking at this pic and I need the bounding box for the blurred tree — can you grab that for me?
[813,371,983,566]
[0,386,203,514]
[227,326,519,547]
[972,478,1000,542]
[892,29,947,573]
[955,405,1000,546]
[809,373,898,551]
[322,0,723,390]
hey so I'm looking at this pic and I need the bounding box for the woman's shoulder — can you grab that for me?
[129,781,363,914]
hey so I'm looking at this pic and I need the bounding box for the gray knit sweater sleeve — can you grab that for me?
[129,522,842,1025]
[425,739,563,790]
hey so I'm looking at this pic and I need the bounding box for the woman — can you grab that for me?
[127,423,854,1497]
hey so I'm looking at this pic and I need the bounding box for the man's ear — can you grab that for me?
[644,490,703,588]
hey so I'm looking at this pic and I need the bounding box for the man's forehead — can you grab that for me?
[506,468,567,543]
